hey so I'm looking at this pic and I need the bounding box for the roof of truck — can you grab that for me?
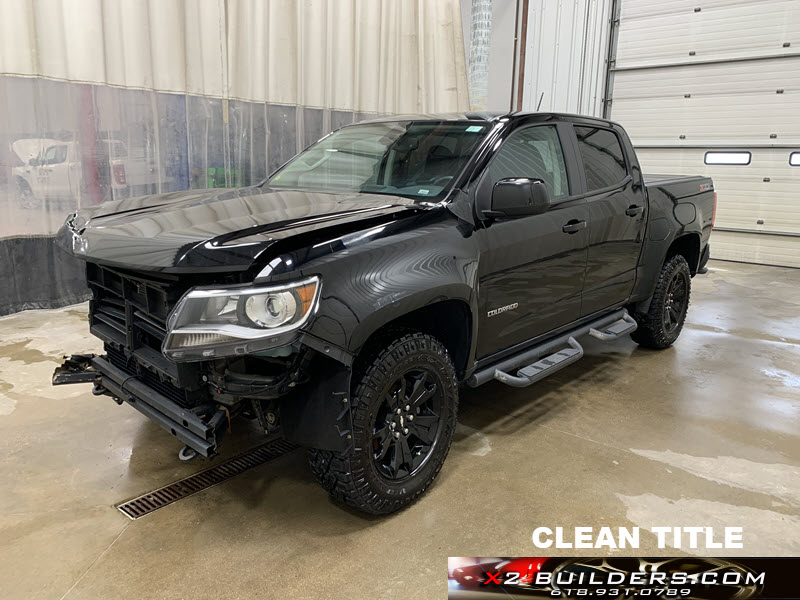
[357,111,616,126]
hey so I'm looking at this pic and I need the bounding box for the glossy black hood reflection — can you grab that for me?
[56,186,422,272]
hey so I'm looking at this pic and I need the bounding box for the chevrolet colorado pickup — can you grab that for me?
[53,112,714,514]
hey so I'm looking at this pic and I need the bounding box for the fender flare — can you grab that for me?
[345,283,477,357]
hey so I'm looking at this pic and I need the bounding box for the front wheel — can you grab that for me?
[308,332,459,514]
[16,180,37,209]
[632,254,692,349]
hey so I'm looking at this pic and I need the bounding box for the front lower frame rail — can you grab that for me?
[53,353,227,457]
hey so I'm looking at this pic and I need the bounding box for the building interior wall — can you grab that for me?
[460,0,612,115]
[608,0,800,268]
[519,0,613,116]
[0,0,469,316]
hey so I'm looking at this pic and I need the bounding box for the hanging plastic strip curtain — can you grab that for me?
[0,0,469,315]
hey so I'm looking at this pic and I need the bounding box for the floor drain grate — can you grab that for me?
[116,438,298,519]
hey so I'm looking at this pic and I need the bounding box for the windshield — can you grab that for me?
[267,120,489,199]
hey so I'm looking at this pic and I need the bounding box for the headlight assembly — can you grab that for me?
[163,276,320,361]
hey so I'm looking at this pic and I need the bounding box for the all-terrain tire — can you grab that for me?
[631,254,692,349]
[308,332,459,515]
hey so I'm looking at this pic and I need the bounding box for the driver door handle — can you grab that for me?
[562,219,587,234]
[625,205,644,217]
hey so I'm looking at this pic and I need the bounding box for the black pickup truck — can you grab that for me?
[53,112,714,514]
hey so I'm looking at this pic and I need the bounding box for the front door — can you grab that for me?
[38,144,70,200]
[474,124,588,359]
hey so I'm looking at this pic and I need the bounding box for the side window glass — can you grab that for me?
[486,125,569,200]
[574,126,627,192]
[43,145,67,164]
[42,146,57,164]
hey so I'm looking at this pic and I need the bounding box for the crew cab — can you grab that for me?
[53,112,714,514]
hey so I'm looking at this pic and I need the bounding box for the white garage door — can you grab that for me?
[607,0,800,267]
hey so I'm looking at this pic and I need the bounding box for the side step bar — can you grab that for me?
[588,312,637,341]
[494,337,583,388]
[467,309,637,388]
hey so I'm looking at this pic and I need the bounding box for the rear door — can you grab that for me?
[474,122,588,359]
[570,125,646,316]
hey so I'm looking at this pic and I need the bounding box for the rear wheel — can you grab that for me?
[308,332,458,514]
[632,254,692,349]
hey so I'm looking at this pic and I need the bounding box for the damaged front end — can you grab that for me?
[54,353,231,458]
[53,263,354,460]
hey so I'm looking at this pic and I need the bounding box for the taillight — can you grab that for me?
[712,192,717,229]
[113,164,126,185]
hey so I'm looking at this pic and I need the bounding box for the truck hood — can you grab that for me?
[56,186,423,273]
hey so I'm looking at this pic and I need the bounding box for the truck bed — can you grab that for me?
[643,173,708,186]
[643,172,715,257]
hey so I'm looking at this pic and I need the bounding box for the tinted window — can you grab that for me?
[486,125,569,200]
[575,126,627,192]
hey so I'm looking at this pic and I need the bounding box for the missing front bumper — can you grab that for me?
[52,354,228,457]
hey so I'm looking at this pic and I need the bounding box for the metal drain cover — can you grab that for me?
[116,438,298,519]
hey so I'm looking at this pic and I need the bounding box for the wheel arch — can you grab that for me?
[14,174,33,192]
[354,297,474,380]
[282,292,475,453]
[630,231,701,314]
[664,232,701,275]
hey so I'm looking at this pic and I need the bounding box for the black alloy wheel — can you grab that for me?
[308,332,458,515]
[662,268,689,333]
[371,367,444,481]
[632,254,692,349]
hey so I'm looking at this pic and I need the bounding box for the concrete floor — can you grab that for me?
[1,259,798,600]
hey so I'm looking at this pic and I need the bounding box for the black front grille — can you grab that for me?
[87,263,179,353]
[87,264,206,408]
[94,296,126,337]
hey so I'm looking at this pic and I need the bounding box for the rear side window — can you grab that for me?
[790,152,800,166]
[574,126,627,192]
[485,125,569,200]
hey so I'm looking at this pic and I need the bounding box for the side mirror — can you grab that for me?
[487,178,550,217]
[29,158,40,167]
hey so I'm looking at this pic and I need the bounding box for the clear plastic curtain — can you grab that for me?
[0,0,469,315]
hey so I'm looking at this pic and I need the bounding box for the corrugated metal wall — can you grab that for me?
[0,0,469,315]
[608,0,800,267]
[459,0,612,115]
[520,0,613,116]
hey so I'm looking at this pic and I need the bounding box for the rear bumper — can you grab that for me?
[53,354,227,457]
